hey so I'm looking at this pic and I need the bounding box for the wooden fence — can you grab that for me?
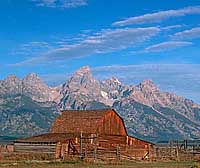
[57,134,153,161]
[9,135,200,161]
[155,139,200,161]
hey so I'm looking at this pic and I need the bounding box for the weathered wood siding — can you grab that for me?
[97,111,127,136]
[55,135,154,160]
[127,136,150,147]
[14,143,56,154]
[97,135,154,160]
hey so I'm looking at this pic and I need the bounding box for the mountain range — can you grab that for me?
[0,66,200,142]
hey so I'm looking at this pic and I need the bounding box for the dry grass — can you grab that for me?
[0,152,54,161]
[0,160,197,168]
[0,153,197,168]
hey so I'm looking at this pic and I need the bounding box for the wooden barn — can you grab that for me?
[14,109,154,160]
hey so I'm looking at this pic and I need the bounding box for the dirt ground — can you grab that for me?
[0,160,198,168]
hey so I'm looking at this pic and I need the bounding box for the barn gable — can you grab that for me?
[51,109,127,136]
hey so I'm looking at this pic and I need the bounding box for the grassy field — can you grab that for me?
[0,160,198,168]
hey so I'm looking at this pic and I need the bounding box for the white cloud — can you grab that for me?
[162,25,183,31]
[172,27,200,40]
[31,0,88,8]
[14,27,160,66]
[112,6,200,26]
[11,41,53,56]
[144,41,193,52]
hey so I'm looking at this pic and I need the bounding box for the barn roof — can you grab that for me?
[14,133,90,143]
[15,133,154,145]
[50,108,124,134]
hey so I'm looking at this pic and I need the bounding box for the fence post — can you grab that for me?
[184,140,188,150]
[148,144,151,161]
[94,134,97,161]
[55,142,62,160]
[80,131,83,159]
[169,140,173,158]
[116,145,120,160]
[193,139,196,155]
[176,147,179,162]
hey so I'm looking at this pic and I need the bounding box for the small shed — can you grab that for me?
[14,109,154,160]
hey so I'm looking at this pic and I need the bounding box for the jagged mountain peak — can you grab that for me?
[5,74,20,81]
[101,77,123,93]
[140,79,155,86]
[22,73,57,102]
[108,76,121,84]
[60,66,111,109]
[138,79,159,91]
[0,73,61,103]
[74,66,91,76]
[0,74,22,95]
[67,66,97,88]
[23,73,41,83]
[141,79,154,85]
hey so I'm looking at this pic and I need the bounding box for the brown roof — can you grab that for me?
[50,109,116,134]
[128,135,155,145]
[15,133,90,143]
[15,133,154,145]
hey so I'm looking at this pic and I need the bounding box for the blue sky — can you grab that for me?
[0,0,200,102]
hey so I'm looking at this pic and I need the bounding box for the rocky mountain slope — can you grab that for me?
[0,94,58,136]
[0,73,60,103]
[1,66,200,142]
[0,74,60,136]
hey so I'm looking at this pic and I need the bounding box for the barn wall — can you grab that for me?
[97,111,127,136]
[126,136,154,159]
[14,143,56,154]
[127,136,151,147]
[97,135,154,160]
[14,135,154,160]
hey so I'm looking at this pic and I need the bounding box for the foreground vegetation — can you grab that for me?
[0,160,198,168]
